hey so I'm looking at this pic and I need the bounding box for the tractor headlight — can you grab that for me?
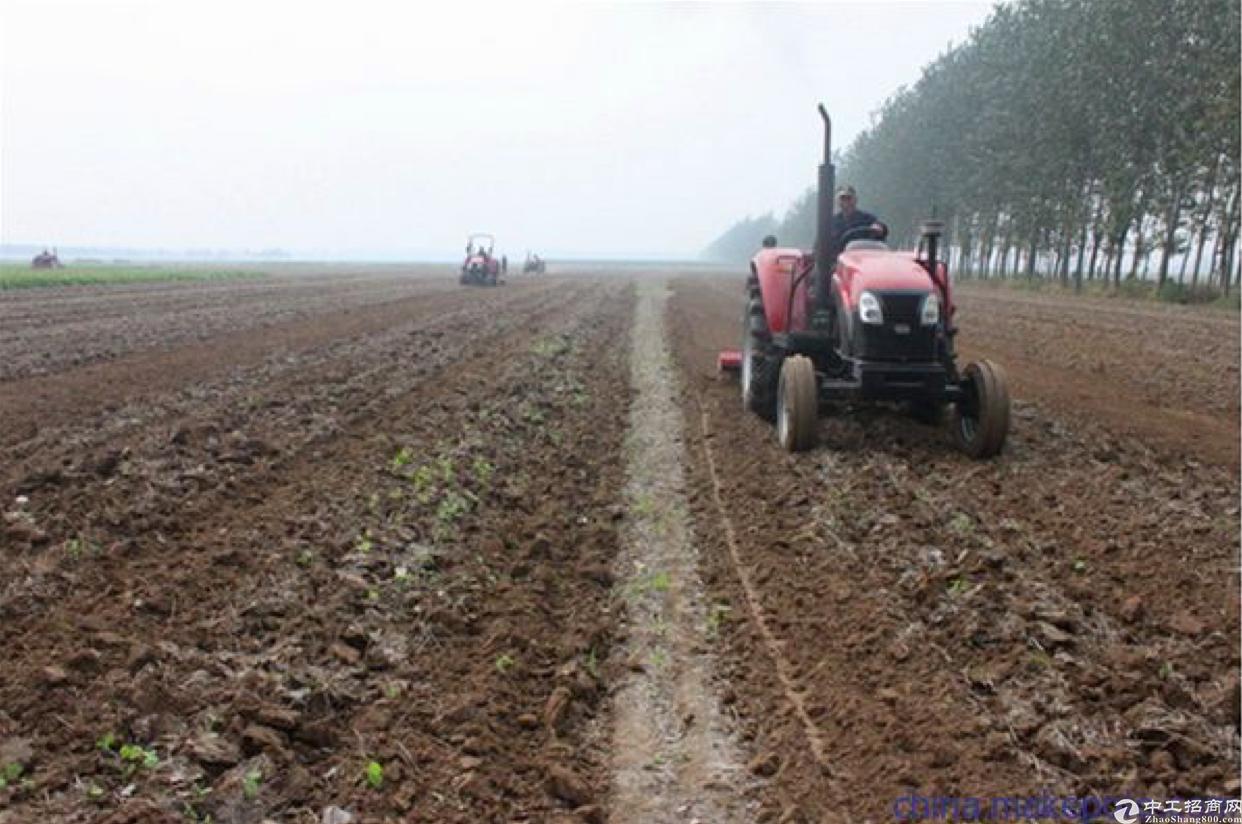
[921,292,941,325]
[858,291,883,325]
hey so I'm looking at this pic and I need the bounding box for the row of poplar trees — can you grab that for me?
[705,0,1241,295]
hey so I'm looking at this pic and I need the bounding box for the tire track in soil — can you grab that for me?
[609,280,753,823]
[692,398,836,779]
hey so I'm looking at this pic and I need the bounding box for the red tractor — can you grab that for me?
[719,105,1009,457]
[460,233,501,286]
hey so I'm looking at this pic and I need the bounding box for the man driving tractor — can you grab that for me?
[831,185,887,247]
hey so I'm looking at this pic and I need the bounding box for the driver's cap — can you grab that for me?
[836,185,857,198]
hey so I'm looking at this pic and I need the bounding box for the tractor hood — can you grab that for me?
[835,249,934,306]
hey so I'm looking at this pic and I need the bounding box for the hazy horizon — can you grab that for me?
[2,1,995,259]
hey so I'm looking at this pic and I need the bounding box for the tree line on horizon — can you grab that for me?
[704,0,1241,298]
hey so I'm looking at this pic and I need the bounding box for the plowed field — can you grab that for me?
[1,266,1237,823]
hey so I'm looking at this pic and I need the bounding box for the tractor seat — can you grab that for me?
[844,240,890,251]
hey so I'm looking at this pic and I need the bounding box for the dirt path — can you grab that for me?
[609,280,752,823]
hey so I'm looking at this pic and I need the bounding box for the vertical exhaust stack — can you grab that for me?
[920,220,944,275]
[812,104,836,324]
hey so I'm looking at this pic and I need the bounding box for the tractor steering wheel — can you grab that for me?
[838,223,888,246]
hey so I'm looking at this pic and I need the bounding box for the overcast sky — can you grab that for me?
[1,0,994,260]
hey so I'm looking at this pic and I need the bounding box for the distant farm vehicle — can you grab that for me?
[461,234,502,286]
[31,248,63,269]
[523,253,546,274]
[719,105,1010,458]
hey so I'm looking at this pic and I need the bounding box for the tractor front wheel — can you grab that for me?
[776,355,818,452]
[951,360,1010,458]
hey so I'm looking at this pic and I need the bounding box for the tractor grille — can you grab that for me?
[879,292,923,325]
[856,290,936,362]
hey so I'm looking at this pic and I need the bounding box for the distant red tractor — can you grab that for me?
[720,105,1010,457]
[461,233,501,286]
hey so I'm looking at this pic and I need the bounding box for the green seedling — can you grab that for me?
[295,548,315,567]
[96,733,118,753]
[706,603,732,638]
[242,769,262,800]
[584,647,599,679]
[436,491,471,524]
[435,455,455,482]
[472,457,494,485]
[182,803,215,823]
[948,512,974,535]
[495,653,516,674]
[393,566,411,586]
[0,762,24,789]
[390,447,413,471]
[650,571,671,592]
[410,464,436,503]
[946,577,967,596]
[365,760,384,790]
[366,588,381,603]
[355,531,374,554]
[532,336,572,358]
[1159,660,1174,680]
[86,782,105,801]
[117,743,158,777]
[1072,558,1087,573]
[633,494,657,518]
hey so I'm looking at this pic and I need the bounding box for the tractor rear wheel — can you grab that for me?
[776,355,818,452]
[952,360,1010,458]
[741,297,777,421]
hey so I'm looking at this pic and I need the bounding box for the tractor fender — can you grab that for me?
[751,247,811,334]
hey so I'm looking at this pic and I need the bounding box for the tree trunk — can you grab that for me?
[1221,188,1241,294]
[1128,217,1145,281]
[1158,182,1184,288]
[1191,217,1210,288]
[1178,234,1191,284]
[1087,224,1104,282]
[1059,224,1073,286]
[1112,223,1130,287]
[1074,217,1090,291]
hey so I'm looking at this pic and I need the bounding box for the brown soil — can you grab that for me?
[1,271,635,822]
[668,273,1240,822]
[1,266,1237,823]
